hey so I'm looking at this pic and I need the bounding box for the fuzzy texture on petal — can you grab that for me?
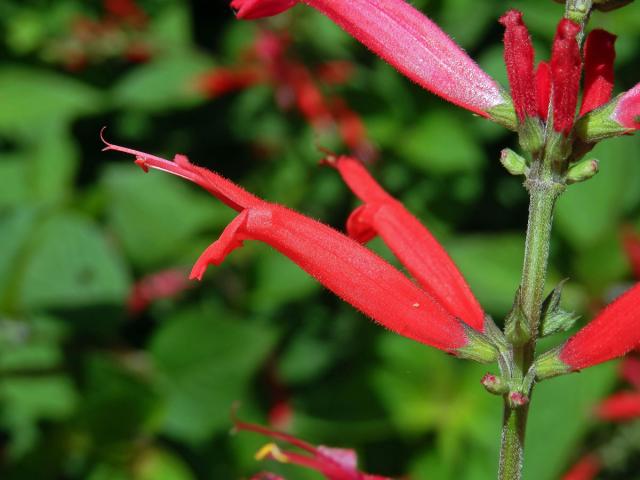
[102,139,474,353]
[562,454,601,480]
[231,0,297,19]
[536,61,551,121]
[579,29,617,116]
[559,283,640,370]
[611,82,640,130]
[299,0,506,117]
[499,10,537,122]
[235,419,392,480]
[328,156,484,331]
[550,19,582,134]
[596,392,640,420]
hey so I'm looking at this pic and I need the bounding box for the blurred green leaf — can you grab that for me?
[18,213,130,310]
[556,136,640,250]
[0,67,102,133]
[150,306,279,443]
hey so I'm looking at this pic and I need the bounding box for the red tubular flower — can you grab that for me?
[536,62,551,121]
[579,29,617,116]
[610,82,640,130]
[101,136,497,361]
[562,454,601,480]
[536,283,640,378]
[230,0,510,119]
[550,19,582,134]
[234,418,392,480]
[499,10,537,122]
[326,156,485,331]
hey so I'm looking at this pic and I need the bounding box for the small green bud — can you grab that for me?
[500,149,527,176]
[566,159,599,184]
[481,373,508,395]
[508,391,529,408]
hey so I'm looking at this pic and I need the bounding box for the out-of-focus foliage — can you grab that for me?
[0,1,639,479]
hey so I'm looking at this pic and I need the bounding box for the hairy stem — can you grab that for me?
[498,158,564,480]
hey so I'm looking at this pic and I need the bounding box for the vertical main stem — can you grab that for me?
[498,169,563,480]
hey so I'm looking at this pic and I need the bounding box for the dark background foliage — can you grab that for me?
[1,0,640,478]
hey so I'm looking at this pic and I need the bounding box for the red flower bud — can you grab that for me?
[102,134,497,361]
[327,156,485,331]
[579,29,617,116]
[536,61,551,121]
[550,19,582,134]
[499,10,537,122]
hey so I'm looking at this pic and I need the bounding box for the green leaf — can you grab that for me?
[150,306,279,443]
[103,164,231,268]
[18,213,130,310]
[0,67,102,133]
[111,54,214,112]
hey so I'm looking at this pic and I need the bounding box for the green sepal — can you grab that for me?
[566,158,599,184]
[504,288,531,346]
[518,117,544,153]
[575,95,634,143]
[487,97,517,131]
[533,346,572,380]
[455,322,499,364]
[500,148,528,176]
[540,279,580,337]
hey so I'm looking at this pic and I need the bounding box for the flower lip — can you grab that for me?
[230,0,297,19]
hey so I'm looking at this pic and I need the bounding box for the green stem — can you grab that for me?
[498,162,564,480]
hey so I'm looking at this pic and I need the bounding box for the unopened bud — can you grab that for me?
[566,159,599,184]
[481,373,508,395]
[500,149,527,176]
[508,391,530,408]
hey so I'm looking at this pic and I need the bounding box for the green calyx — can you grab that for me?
[488,98,518,131]
[533,347,572,380]
[540,279,581,336]
[456,323,500,364]
[575,96,634,142]
[504,288,532,346]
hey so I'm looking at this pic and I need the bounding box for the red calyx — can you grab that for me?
[499,10,537,122]
[579,29,617,116]
[550,19,582,134]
